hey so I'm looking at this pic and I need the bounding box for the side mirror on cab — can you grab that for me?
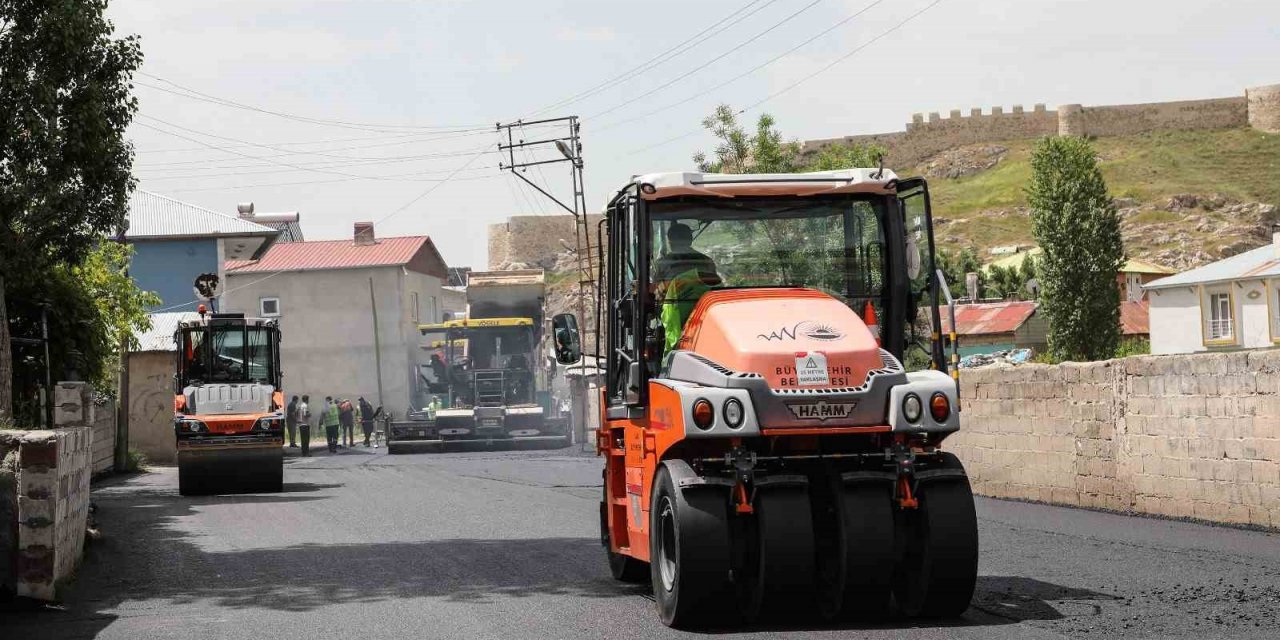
[551,313,582,365]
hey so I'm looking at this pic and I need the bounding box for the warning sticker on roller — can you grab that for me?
[795,351,830,386]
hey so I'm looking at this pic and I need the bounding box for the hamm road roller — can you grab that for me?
[552,169,975,627]
[173,308,285,495]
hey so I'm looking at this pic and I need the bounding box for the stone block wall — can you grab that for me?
[1067,97,1248,139]
[0,381,96,601]
[948,351,1280,529]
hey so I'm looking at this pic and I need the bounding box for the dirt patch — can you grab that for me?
[924,145,1008,179]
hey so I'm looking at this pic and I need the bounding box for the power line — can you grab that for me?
[159,173,498,194]
[136,121,459,182]
[373,146,495,226]
[525,0,781,117]
[595,0,886,134]
[621,0,946,156]
[140,161,499,182]
[585,0,826,121]
[135,113,491,164]
[134,131,491,166]
[136,72,489,132]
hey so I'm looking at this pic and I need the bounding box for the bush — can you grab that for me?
[1115,337,1151,358]
[123,448,148,473]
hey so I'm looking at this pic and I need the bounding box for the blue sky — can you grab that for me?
[111,0,1280,268]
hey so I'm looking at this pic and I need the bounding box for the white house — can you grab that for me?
[222,222,451,415]
[1145,234,1280,355]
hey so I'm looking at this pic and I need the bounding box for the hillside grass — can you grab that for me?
[916,127,1280,256]
[920,127,1280,218]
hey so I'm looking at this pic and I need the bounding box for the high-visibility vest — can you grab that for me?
[662,268,711,352]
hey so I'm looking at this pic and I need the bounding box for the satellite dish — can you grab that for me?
[1025,278,1040,297]
[193,273,221,300]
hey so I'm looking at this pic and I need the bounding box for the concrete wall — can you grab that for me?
[90,398,116,475]
[131,238,220,312]
[1149,280,1276,354]
[802,84,1278,167]
[128,351,178,464]
[947,351,1280,529]
[223,266,440,415]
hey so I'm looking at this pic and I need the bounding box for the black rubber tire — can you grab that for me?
[177,463,204,496]
[650,466,734,629]
[741,484,816,623]
[819,475,895,620]
[893,454,979,618]
[600,485,647,583]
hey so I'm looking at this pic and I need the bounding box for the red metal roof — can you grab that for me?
[1120,300,1150,335]
[226,235,434,273]
[942,301,1038,336]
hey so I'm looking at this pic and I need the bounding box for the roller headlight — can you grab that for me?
[902,393,923,423]
[255,417,281,431]
[723,398,744,429]
[691,399,715,431]
[178,419,207,433]
[930,392,951,423]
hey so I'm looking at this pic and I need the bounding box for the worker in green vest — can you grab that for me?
[322,396,340,453]
[661,267,712,353]
[652,222,721,353]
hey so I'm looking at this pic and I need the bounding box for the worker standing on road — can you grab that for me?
[339,398,355,447]
[285,395,299,448]
[323,396,340,453]
[359,397,375,447]
[297,395,312,456]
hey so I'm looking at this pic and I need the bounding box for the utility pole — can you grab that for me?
[496,116,594,446]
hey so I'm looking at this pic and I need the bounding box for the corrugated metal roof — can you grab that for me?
[128,191,279,239]
[1145,244,1280,289]
[1122,259,1175,275]
[942,301,1038,336]
[1120,300,1150,335]
[134,312,199,352]
[226,235,431,273]
[986,247,1174,276]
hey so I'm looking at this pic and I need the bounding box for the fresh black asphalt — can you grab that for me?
[5,444,1280,639]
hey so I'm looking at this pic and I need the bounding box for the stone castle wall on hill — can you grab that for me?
[804,83,1280,167]
[488,214,604,270]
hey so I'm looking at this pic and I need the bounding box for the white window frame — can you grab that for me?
[260,297,281,317]
[1200,284,1235,346]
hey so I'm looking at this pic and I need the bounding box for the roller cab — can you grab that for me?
[574,170,977,628]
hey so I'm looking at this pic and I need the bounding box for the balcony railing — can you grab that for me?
[1208,318,1233,340]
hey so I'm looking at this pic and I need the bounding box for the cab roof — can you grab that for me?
[626,168,901,201]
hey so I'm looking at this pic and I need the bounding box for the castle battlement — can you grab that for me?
[804,84,1280,167]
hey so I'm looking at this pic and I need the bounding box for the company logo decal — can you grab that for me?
[757,321,846,342]
[786,400,860,421]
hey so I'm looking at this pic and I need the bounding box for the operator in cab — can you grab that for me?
[652,222,721,353]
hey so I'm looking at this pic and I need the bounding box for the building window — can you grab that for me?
[411,292,420,322]
[1207,292,1233,340]
[260,297,281,317]
[430,296,438,323]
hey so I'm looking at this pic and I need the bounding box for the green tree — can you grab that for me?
[692,103,884,174]
[4,243,156,425]
[0,0,141,420]
[1027,136,1124,361]
[936,248,984,299]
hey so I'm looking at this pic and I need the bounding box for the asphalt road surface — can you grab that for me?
[6,444,1280,640]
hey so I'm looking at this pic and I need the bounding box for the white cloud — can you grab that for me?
[555,26,616,43]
